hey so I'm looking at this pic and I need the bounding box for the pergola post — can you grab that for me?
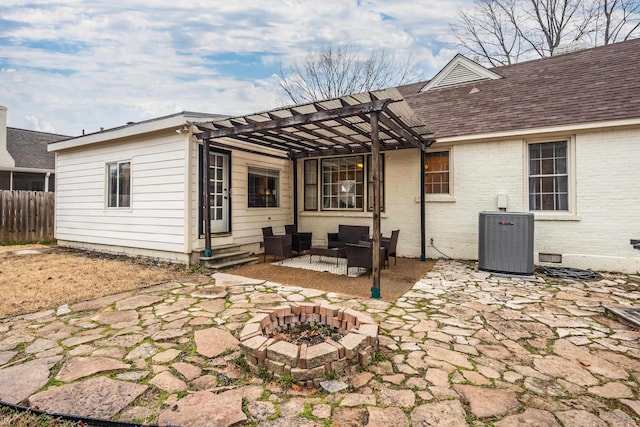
[202,139,212,257]
[292,158,298,229]
[420,149,426,262]
[370,112,381,299]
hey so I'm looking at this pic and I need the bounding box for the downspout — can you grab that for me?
[292,157,298,229]
[420,149,426,261]
[202,138,212,257]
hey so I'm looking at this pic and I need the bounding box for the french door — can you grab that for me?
[202,150,230,234]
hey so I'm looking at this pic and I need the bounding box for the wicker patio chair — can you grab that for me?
[262,226,292,263]
[382,230,399,267]
[284,224,312,255]
[345,243,385,277]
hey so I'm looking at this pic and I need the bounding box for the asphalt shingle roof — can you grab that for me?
[7,128,69,169]
[398,38,640,139]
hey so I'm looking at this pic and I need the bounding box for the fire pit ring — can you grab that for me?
[238,302,379,387]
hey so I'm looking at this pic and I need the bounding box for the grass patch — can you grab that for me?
[300,403,316,421]
[0,408,79,427]
[42,377,65,389]
[231,353,251,373]
[258,367,274,383]
[219,348,235,357]
[278,374,294,388]
[325,370,339,380]
[266,406,281,421]
[373,352,388,362]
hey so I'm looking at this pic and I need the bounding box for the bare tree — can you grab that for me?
[451,0,522,66]
[451,0,640,65]
[275,45,419,104]
[520,0,595,57]
[593,0,640,44]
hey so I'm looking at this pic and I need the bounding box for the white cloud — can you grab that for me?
[0,0,475,135]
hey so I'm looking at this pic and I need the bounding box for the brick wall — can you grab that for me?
[297,126,640,273]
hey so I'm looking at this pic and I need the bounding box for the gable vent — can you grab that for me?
[437,63,483,88]
[421,54,503,92]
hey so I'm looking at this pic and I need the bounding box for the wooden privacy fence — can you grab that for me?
[0,190,55,243]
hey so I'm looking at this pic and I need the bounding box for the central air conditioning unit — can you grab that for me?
[478,212,534,275]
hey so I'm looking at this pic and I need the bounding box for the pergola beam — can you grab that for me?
[196,99,390,140]
[376,113,423,149]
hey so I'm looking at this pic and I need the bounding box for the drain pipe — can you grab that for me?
[0,400,158,427]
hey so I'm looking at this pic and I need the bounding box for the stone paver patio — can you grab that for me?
[1,260,639,426]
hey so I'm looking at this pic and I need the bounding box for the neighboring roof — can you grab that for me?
[7,127,69,169]
[421,54,502,91]
[49,111,226,152]
[194,88,435,159]
[399,38,640,139]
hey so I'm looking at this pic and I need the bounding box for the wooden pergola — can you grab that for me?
[193,88,435,298]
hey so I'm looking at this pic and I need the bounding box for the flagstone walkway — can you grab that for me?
[1,260,639,426]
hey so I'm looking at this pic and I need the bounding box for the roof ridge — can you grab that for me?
[8,127,70,138]
[488,37,640,73]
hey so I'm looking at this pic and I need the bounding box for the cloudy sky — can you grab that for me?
[0,0,473,136]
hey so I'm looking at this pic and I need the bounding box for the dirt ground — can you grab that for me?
[0,244,433,320]
[231,256,434,302]
[0,244,210,319]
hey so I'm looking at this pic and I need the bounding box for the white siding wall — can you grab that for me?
[56,133,190,257]
[189,143,293,252]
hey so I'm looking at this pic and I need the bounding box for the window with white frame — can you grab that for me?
[304,154,383,211]
[248,167,280,208]
[106,161,131,208]
[528,141,568,211]
[424,151,449,194]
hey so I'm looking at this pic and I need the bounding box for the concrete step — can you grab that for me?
[198,243,259,272]
[205,243,246,254]
[199,250,251,262]
[202,256,260,272]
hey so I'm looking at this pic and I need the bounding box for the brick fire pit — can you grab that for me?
[238,302,379,387]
